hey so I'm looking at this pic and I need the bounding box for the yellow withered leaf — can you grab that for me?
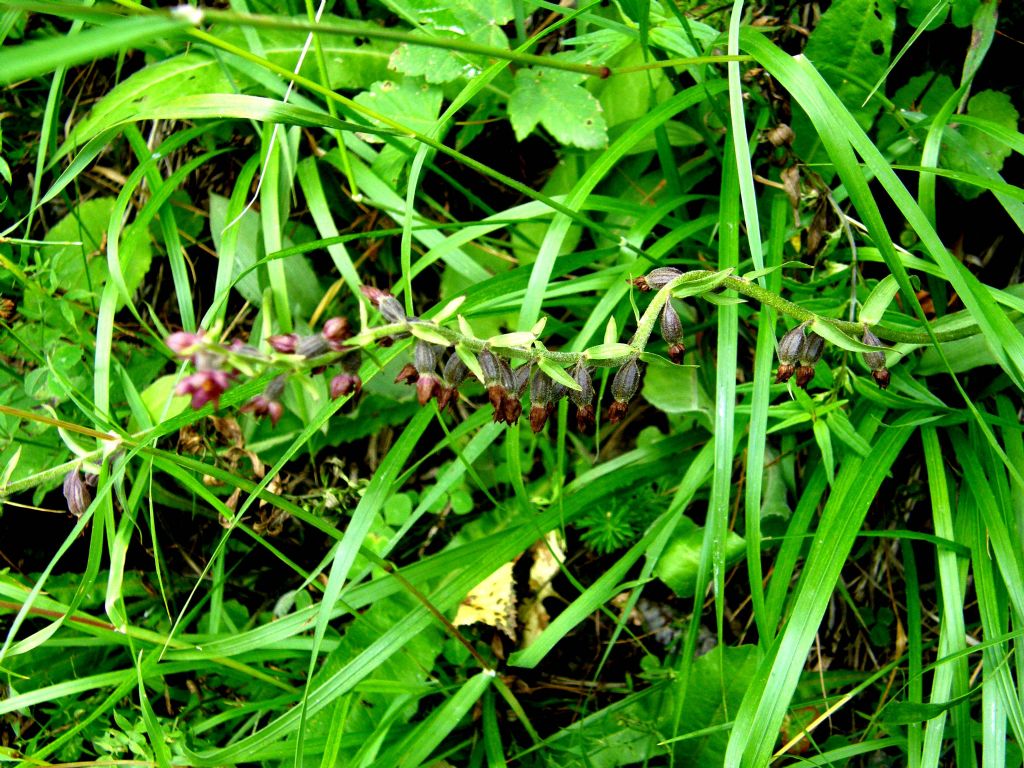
[453,561,517,639]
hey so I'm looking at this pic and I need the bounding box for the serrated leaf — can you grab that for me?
[537,358,581,391]
[858,274,900,325]
[385,0,513,82]
[508,66,608,149]
[409,324,452,346]
[810,319,880,353]
[487,331,536,348]
[584,342,634,361]
[455,343,485,383]
[433,295,465,323]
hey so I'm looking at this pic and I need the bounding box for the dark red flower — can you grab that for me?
[176,369,232,410]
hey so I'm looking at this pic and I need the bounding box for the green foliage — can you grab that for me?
[2,1,1023,766]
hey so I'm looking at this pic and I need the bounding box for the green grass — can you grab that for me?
[1,1,1023,766]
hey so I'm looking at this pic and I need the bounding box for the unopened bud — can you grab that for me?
[322,316,351,343]
[513,364,532,397]
[416,374,441,406]
[266,331,299,354]
[530,370,552,407]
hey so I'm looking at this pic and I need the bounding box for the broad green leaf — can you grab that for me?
[508,65,608,149]
[792,0,895,166]
[45,197,151,310]
[385,0,513,83]
[944,90,1019,200]
[641,362,713,430]
[654,516,745,598]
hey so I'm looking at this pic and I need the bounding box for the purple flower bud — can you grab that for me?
[575,403,595,433]
[63,468,91,517]
[660,302,685,363]
[166,331,205,357]
[330,373,362,399]
[322,316,351,343]
[267,334,299,354]
[241,395,284,427]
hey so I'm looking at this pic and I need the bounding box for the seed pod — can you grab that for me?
[378,296,408,324]
[798,332,824,365]
[569,362,594,408]
[478,349,501,387]
[414,340,438,374]
[660,301,685,363]
[611,358,641,404]
[775,324,806,383]
[530,370,553,408]
[296,335,330,359]
[862,328,890,389]
[660,301,683,344]
[63,469,91,517]
[512,364,532,397]
[642,267,683,291]
[442,353,468,388]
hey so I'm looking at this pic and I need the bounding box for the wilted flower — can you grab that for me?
[862,328,890,389]
[795,331,824,389]
[416,374,442,406]
[63,468,91,517]
[529,370,553,433]
[241,375,286,427]
[330,373,361,399]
